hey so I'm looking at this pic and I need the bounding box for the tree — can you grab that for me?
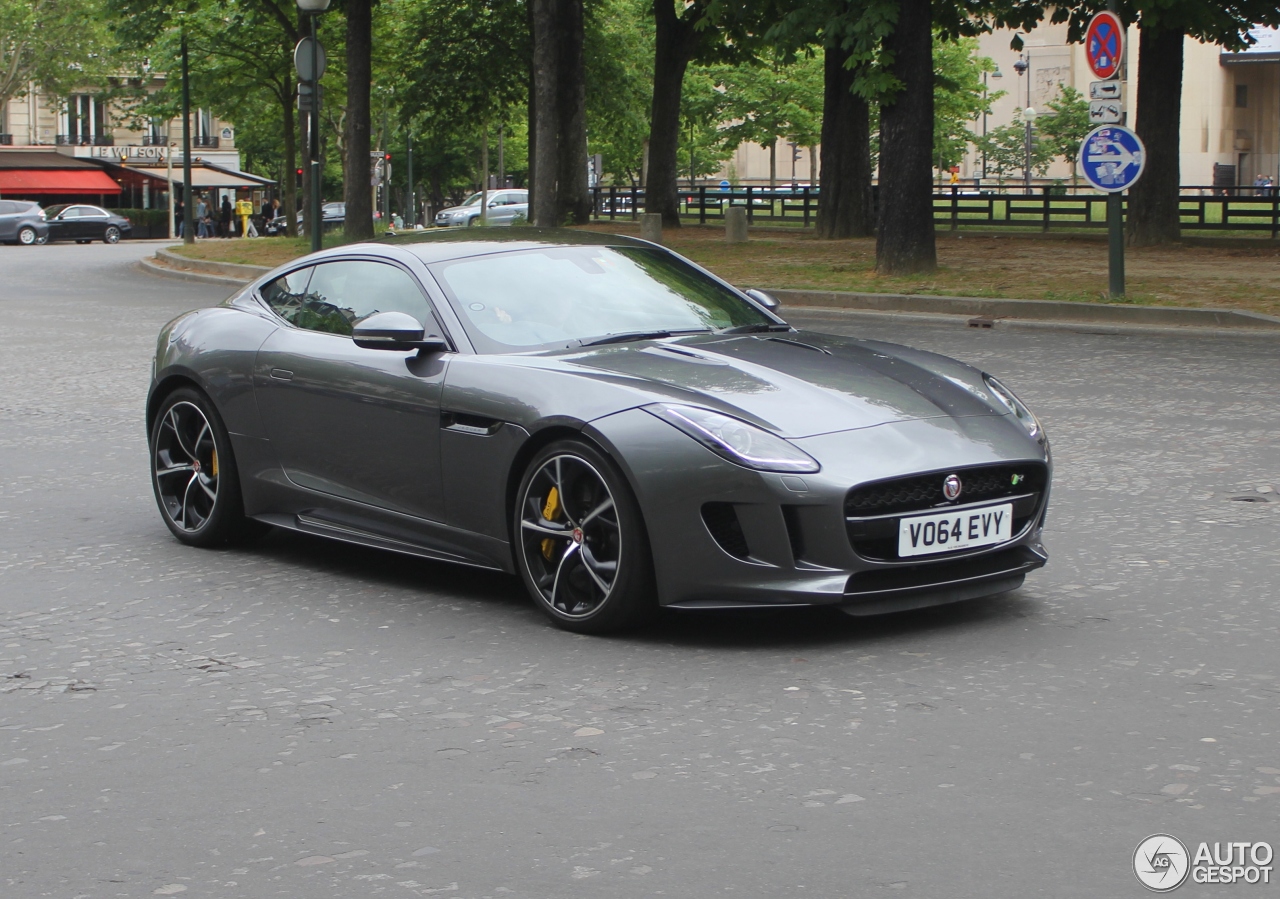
[343,0,374,240]
[715,54,822,187]
[583,0,652,183]
[975,109,1053,185]
[1,0,119,123]
[933,36,998,180]
[529,0,589,225]
[1124,18,1183,245]
[1037,84,1091,185]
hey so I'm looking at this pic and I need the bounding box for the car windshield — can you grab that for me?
[429,245,772,353]
[44,204,70,217]
[461,193,484,207]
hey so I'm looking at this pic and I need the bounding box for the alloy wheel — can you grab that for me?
[153,401,220,532]
[104,226,121,244]
[519,454,621,618]
[17,227,36,246]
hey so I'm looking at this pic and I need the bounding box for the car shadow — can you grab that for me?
[246,527,1036,650]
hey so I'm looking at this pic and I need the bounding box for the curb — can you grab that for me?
[783,306,1280,341]
[769,289,1280,331]
[140,248,1280,335]
[154,247,270,282]
[138,256,254,287]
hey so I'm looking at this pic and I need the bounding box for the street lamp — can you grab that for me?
[981,65,1002,183]
[1023,106,1037,195]
[297,0,330,253]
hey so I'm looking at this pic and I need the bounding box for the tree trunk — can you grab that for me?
[343,0,374,240]
[555,0,589,223]
[530,0,560,225]
[645,2,694,227]
[816,45,873,239]
[768,139,776,188]
[1126,24,1183,246]
[875,0,936,273]
[283,77,298,238]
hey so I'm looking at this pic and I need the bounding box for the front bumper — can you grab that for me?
[588,409,1050,615]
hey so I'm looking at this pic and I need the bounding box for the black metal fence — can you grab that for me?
[589,184,1280,237]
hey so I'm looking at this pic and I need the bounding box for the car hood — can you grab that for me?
[437,205,479,216]
[527,331,1006,439]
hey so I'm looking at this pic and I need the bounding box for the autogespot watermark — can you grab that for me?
[1133,834,1274,891]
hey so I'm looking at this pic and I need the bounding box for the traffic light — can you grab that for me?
[384,152,392,162]
[296,167,303,188]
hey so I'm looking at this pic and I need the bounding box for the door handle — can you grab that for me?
[270,368,294,381]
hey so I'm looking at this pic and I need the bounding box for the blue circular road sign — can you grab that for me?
[719,179,731,191]
[1079,125,1146,193]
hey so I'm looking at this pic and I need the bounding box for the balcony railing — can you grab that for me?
[193,135,220,148]
[55,134,115,146]
[0,134,13,146]
[141,134,167,146]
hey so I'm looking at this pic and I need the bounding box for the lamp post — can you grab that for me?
[297,0,330,253]
[981,65,1001,183]
[1023,107,1037,195]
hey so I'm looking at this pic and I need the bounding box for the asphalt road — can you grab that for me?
[2,241,1278,899]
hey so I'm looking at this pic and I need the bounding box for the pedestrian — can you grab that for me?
[195,195,211,239]
[260,197,272,221]
[220,196,234,238]
[175,200,185,238]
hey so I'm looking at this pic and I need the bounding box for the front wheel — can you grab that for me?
[103,226,121,244]
[17,226,37,246]
[150,387,267,547]
[514,440,656,633]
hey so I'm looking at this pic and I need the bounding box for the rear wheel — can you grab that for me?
[103,226,121,244]
[150,387,267,547]
[514,440,656,633]
[17,226,37,246]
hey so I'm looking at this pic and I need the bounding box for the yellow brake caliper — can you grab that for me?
[541,487,561,559]
[211,449,219,478]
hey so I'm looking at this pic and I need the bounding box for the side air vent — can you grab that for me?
[781,505,805,563]
[701,502,750,559]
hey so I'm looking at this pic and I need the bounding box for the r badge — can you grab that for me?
[943,474,963,501]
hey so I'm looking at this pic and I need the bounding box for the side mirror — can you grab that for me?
[745,288,781,311]
[353,311,448,352]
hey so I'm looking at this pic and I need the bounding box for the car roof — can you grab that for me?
[379,227,654,264]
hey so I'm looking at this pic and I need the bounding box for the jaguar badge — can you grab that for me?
[943,474,963,501]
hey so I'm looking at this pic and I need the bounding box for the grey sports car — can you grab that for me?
[147,229,1051,633]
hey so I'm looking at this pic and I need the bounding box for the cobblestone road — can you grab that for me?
[2,243,1278,898]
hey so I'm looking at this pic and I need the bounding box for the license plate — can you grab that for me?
[898,503,1012,558]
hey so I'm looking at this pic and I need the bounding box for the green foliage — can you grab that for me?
[713,51,823,175]
[1037,84,1092,184]
[584,0,653,183]
[932,35,1000,175]
[0,0,123,112]
[678,66,734,183]
[974,109,1053,185]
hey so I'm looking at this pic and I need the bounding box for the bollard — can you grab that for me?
[639,213,663,244]
[725,206,748,243]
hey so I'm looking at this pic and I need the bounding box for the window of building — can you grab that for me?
[1235,84,1248,108]
[62,95,106,140]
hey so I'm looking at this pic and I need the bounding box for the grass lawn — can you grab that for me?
[169,222,1280,316]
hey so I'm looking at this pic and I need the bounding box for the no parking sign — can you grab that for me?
[1086,12,1124,80]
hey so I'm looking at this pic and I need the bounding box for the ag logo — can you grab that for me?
[1134,834,1191,891]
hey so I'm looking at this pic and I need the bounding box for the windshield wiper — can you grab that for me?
[579,328,709,347]
[714,322,792,334]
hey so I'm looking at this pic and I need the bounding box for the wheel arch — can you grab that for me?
[502,421,652,568]
[146,372,211,440]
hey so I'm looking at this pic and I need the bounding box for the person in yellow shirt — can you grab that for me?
[235,195,257,238]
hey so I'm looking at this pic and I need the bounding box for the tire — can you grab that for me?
[150,387,268,548]
[466,216,478,227]
[17,226,37,246]
[513,439,656,633]
[103,226,121,244]
[36,233,49,245]
[76,239,90,245]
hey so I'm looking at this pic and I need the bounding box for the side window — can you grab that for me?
[288,260,433,337]
[62,207,84,219]
[0,201,15,215]
[260,266,315,326]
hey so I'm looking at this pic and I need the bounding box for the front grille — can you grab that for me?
[845,463,1047,518]
[845,463,1047,561]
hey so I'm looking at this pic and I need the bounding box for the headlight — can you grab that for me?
[984,375,1042,440]
[645,404,820,473]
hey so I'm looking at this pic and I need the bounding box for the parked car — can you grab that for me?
[435,190,528,227]
[265,202,345,237]
[42,204,132,244]
[0,199,50,246]
[146,229,1051,634]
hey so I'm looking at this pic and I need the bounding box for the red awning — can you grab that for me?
[0,168,122,195]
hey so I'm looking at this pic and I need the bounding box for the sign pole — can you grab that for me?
[1108,192,1125,297]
